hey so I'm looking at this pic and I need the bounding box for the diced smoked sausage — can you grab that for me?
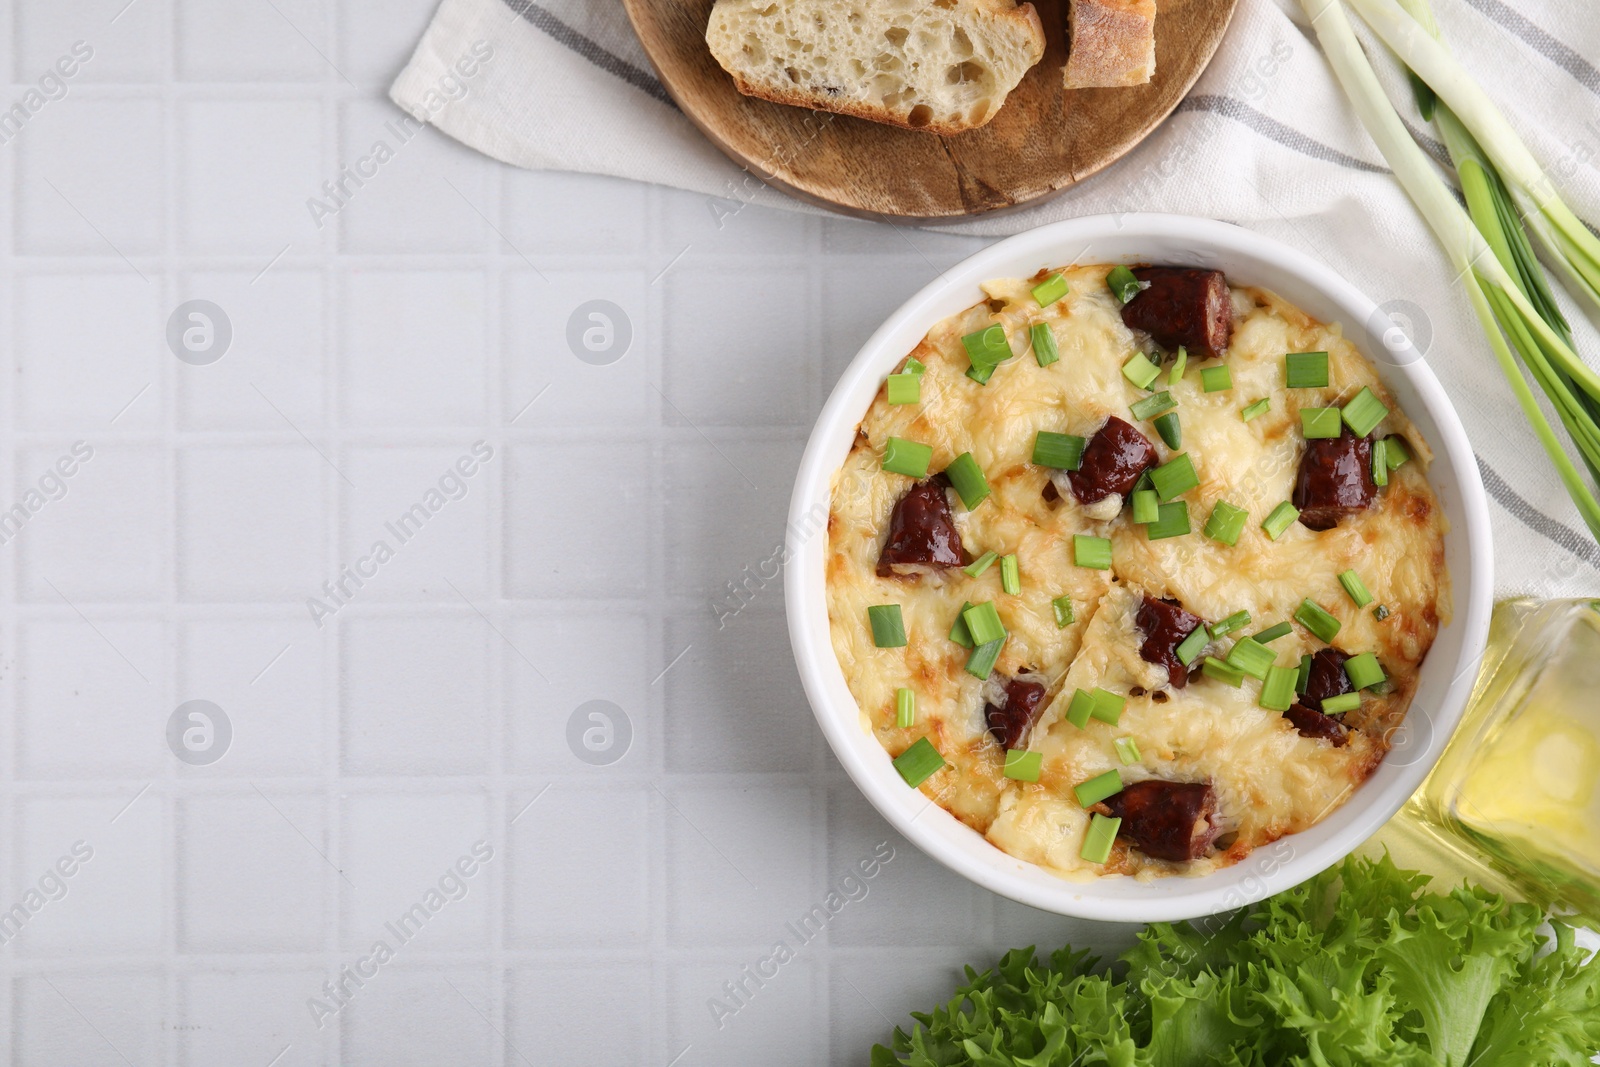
[1098,780,1221,862]
[1300,648,1353,713]
[985,677,1048,750]
[1136,596,1204,690]
[1119,267,1233,359]
[1284,704,1349,745]
[1066,417,1157,505]
[1294,429,1376,531]
[877,476,966,576]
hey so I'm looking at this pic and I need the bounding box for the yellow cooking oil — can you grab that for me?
[1399,597,1600,916]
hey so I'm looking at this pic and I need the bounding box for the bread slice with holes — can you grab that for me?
[1062,0,1156,88]
[705,0,1046,134]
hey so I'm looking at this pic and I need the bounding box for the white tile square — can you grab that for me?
[502,269,651,429]
[340,615,490,775]
[12,973,164,1067]
[13,274,159,429]
[179,99,325,252]
[662,436,802,597]
[664,784,814,946]
[337,0,446,86]
[667,958,819,1066]
[339,968,495,1066]
[15,98,162,255]
[502,170,649,257]
[503,442,651,599]
[178,620,324,776]
[339,444,494,602]
[341,794,491,951]
[662,268,814,427]
[179,971,328,1067]
[16,444,166,603]
[820,258,941,381]
[505,612,649,774]
[13,796,163,954]
[176,794,328,953]
[829,953,975,1065]
[16,620,165,780]
[175,270,325,431]
[660,184,819,258]
[15,2,164,82]
[506,786,647,949]
[339,271,488,427]
[176,0,330,81]
[177,446,328,601]
[335,100,492,254]
[507,965,649,1067]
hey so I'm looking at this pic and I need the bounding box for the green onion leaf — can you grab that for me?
[1341,386,1389,437]
[1000,554,1020,595]
[1296,653,1312,694]
[1372,439,1390,487]
[965,637,1005,679]
[903,357,926,375]
[1260,664,1299,711]
[895,688,916,728]
[964,551,998,578]
[1030,322,1059,368]
[949,601,974,649]
[1130,391,1176,421]
[1107,265,1142,304]
[1080,813,1121,864]
[1339,569,1374,608]
[1074,534,1113,569]
[1032,273,1069,306]
[1294,599,1342,643]
[1320,692,1361,715]
[961,324,1012,367]
[1114,736,1142,765]
[944,453,991,508]
[886,373,921,405]
[893,737,945,787]
[1052,596,1074,628]
[1130,489,1160,524]
[1033,431,1086,470]
[1286,351,1331,388]
[1074,769,1124,808]
[961,602,1006,647]
[1003,749,1043,782]
[966,361,997,386]
[1201,365,1233,393]
[1175,625,1210,666]
[1301,407,1343,439]
[868,604,907,648]
[1089,688,1126,726]
[1122,352,1161,389]
[1066,688,1096,729]
[1242,397,1272,422]
[1344,651,1386,690]
[1203,500,1249,546]
[1255,621,1293,643]
[1385,437,1411,469]
[882,437,933,478]
[1151,453,1199,501]
[1169,346,1189,386]
[1202,656,1245,687]
[1153,412,1182,449]
[1262,502,1300,540]
[1147,501,1191,540]
[1225,636,1277,681]
[1210,610,1251,638]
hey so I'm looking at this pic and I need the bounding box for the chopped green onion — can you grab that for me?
[1374,604,1392,621]
[949,601,974,648]
[868,604,907,647]
[1147,501,1191,540]
[1089,688,1126,726]
[1033,273,1069,306]
[1296,654,1312,694]
[1320,692,1361,715]
[1153,412,1182,450]
[1341,386,1389,437]
[1384,437,1411,469]
[1052,596,1074,628]
[1130,391,1176,420]
[1372,439,1390,486]
[1080,813,1121,864]
[964,552,998,578]
[1004,749,1043,782]
[1262,502,1300,541]
[1031,323,1059,368]
[1225,636,1277,681]
[1201,365,1233,392]
[1074,769,1124,807]
[1033,431,1086,470]
[882,437,932,478]
[1260,664,1299,711]
[1344,651,1386,690]
[1000,553,1020,595]
[903,357,926,375]
[1107,265,1141,304]
[961,324,1012,367]
[1202,500,1249,546]
[1210,610,1251,638]
[1175,625,1210,666]
[944,453,991,508]
[1294,599,1342,643]
[961,602,1006,647]
[1074,534,1113,570]
[893,737,945,787]
[1285,351,1331,388]
[1122,352,1161,389]
[1255,621,1293,643]
[1301,407,1343,439]
[1130,489,1160,524]
[1242,397,1271,422]
[1114,736,1142,765]
[1132,470,1154,493]
[886,373,921,405]
[1339,569,1374,607]
[965,637,1005,679]
[1168,346,1189,386]
[895,688,916,728]
[1151,454,1199,501]
[1203,656,1245,687]
[966,361,997,386]
[1066,688,1096,729]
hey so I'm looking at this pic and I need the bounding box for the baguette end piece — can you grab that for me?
[1063,0,1157,89]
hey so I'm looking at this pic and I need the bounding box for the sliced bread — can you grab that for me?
[706,0,1046,135]
[1063,0,1156,89]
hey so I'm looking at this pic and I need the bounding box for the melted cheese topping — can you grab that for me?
[825,264,1450,880]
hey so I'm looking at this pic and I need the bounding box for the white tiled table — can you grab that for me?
[0,2,1135,1064]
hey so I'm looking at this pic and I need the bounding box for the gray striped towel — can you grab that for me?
[391,0,1600,598]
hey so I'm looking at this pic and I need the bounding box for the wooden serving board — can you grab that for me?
[622,0,1239,220]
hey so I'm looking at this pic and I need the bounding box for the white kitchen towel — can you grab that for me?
[391,0,1600,599]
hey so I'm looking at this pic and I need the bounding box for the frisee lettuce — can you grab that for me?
[871,854,1600,1066]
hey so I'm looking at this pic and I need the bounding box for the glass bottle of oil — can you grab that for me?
[1392,597,1600,916]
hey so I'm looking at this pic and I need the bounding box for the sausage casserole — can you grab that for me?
[825,263,1449,880]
